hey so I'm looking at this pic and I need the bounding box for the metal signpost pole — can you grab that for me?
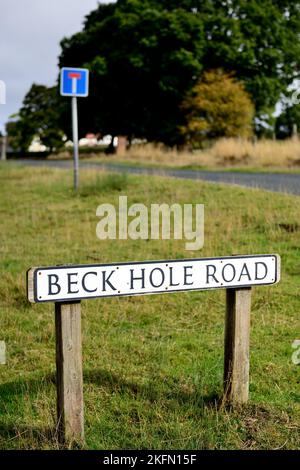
[72,96,79,191]
[60,67,89,191]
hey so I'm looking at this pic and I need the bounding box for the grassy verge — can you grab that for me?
[0,163,299,449]
[49,138,300,174]
[74,157,300,175]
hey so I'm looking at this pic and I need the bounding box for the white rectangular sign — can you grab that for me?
[27,255,280,304]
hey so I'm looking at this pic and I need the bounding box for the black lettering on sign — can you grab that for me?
[169,267,180,287]
[255,262,268,280]
[222,263,236,283]
[48,274,61,296]
[102,270,116,291]
[206,265,219,284]
[149,268,165,288]
[67,272,79,294]
[82,272,97,293]
[130,268,145,290]
[183,266,193,285]
[238,263,251,282]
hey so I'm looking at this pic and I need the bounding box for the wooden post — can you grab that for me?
[223,287,251,405]
[1,134,7,161]
[55,301,84,444]
[292,123,298,141]
[116,135,128,155]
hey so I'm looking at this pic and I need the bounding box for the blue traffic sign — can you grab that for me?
[60,67,89,97]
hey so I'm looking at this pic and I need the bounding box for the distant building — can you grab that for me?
[78,134,117,148]
[28,136,47,152]
[79,133,99,147]
[26,133,119,152]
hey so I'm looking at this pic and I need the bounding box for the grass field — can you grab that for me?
[0,162,299,450]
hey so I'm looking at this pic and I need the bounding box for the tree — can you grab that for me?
[275,105,300,139]
[181,69,254,145]
[152,1,300,116]
[8,84,65,152]
[6,118,34,152]
[59,1,205,145]
[58,0,300,144]
[199,0,300,133]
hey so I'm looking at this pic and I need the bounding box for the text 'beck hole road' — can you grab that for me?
[28,255,279,303]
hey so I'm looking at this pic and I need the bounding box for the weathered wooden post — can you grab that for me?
[55,301,84,444]
[116,135,128,155]
[223,287,252,404]
[1,134,7,161]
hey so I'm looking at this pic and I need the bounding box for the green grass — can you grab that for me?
[76,154,300,174]
[0,162,299,450]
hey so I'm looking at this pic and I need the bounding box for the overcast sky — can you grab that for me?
[0,0,115,133]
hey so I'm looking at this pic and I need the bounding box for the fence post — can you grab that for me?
[223,287,252,404]
[1,134,7,161]
[55,301,84,444]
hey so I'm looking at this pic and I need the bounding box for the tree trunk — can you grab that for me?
[116,136,128,155]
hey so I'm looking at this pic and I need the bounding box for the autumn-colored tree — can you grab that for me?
[181,70,254,145]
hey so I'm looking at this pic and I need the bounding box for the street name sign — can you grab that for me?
[26,253,281,442]
[27,254,280,304]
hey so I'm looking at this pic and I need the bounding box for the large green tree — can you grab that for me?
[59,0,300,144]
[59,0,205,145]
[8,84,65,152]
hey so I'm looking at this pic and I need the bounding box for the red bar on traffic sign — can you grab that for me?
[68,72,81,79]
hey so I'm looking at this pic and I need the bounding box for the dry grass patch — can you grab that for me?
[82,138,300,170]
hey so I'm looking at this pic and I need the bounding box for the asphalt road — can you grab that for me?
[8,158,300,196]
